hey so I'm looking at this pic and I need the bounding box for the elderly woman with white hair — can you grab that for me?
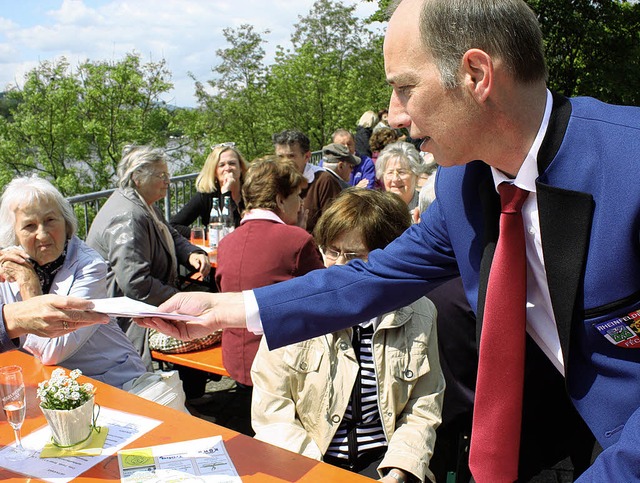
[375,141,424,223]
[0,175,148,389]
[87,145,210,373]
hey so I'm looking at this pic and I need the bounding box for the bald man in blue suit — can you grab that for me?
[146,0,640,480]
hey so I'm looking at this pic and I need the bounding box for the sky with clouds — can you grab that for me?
[0,0,382,107]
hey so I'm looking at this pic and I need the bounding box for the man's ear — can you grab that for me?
[461,49,493,102]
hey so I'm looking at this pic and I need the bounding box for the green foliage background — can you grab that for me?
[0,0,638,199]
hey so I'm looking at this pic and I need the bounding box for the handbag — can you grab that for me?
[148,329,222,354]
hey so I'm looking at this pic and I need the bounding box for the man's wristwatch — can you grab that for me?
[387,469,407,483]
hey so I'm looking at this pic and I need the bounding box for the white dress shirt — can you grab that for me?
[491,89,564,374]
[247,90,564,374]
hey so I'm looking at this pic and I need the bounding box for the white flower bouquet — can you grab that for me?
[37,369,97,446]
[37,368,95,410]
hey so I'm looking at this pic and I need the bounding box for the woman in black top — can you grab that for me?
[354,110,378,158]
[170,143,248,238]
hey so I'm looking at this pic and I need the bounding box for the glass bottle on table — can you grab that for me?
[208,197,223,249]
[221,195,235,238]
[0,365,29,460]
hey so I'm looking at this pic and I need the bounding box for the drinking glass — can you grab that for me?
[0,365,29,460]
[190,226,205,246]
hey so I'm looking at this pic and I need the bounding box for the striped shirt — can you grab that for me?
[326,318,387,461]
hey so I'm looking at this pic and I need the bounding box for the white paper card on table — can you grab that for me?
[90,296,203,321]
[118,435,241,482]
[0,407,162,483]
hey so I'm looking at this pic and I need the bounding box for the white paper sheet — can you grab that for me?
[0,407,162,483]
[90,296,204,321]
[118,435,241,482]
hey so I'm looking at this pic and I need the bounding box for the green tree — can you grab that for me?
[530,0,640,105]
[191,24,273,161]
[0,92,20,120]
[364,0,394,22]
[365,0,640,106]
[268,0,388,148]
[0,53,174,196]
[77,53,173,188]
[177,0,390,160]
[0,58,86,194]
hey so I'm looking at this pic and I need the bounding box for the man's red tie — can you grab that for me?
[469,182,529,483]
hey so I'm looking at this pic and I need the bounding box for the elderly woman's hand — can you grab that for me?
[188,252,211,278]
[0,260,42,300]
[0,249,41,299]
[0,247,31,270]
[4,294,110,339]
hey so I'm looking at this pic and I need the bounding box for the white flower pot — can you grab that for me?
[40,396,95,447]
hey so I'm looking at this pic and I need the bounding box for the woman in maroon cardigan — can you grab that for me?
[215,156,325,389]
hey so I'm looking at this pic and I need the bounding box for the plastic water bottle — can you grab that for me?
[208,198,223,248]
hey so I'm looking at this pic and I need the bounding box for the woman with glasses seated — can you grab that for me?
[87,145,210,373]
[170,143,248,239]
[214,157,325,425]
[251,188,444,483]
[376,142,424,223]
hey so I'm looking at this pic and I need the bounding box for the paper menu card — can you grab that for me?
[0,407,162,483]
[118,435,241,482]
[90,296,203,321]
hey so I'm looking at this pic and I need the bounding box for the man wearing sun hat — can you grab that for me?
[321,142,361,189]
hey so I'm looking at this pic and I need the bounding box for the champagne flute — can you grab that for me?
[0,365,29,460]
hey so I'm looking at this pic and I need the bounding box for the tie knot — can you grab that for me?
[498,183,529,213]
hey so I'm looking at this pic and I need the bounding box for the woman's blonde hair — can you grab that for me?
[357,110,379,128]
[242,156,304,212]
[195,145,248,193]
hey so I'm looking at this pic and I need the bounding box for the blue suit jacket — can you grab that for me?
[255,94,640,481]
[350,153,376,189]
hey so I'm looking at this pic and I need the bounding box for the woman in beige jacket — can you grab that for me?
[251,189,444,483]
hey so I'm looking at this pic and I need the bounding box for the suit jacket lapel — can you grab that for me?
[536,93,593,367]
[536,184,593,363]
[475,92,594,368]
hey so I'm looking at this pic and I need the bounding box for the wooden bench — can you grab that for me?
[151,344,230,377]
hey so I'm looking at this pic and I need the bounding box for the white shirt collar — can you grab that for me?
[303,163,325,183]
[240,209,285,225]
[491,89,553,193]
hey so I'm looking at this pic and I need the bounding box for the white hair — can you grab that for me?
[375,142,424,180]
[0,175,77,247]
[117,144,168,189]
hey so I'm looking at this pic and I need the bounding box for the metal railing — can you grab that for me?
[310,150,322,165]
[68,173,199,239]
[68,150,323,239]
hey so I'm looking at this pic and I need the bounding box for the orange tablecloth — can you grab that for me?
[0,350,372,482]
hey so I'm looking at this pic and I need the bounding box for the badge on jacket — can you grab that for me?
[594,309,640,348]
